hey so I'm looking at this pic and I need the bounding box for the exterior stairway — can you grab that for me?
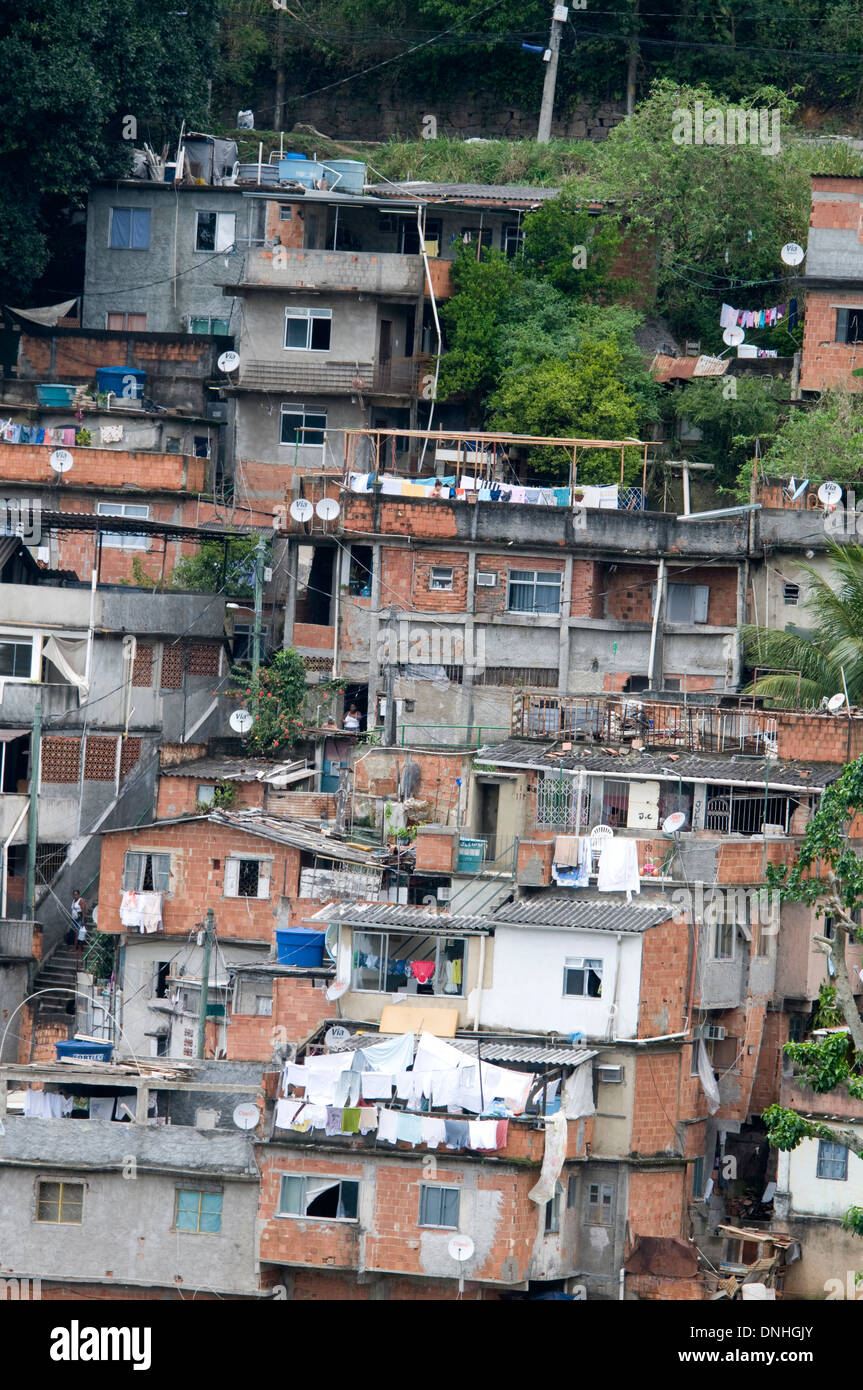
[31,942,79,1023]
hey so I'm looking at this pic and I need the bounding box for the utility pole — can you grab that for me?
[25,701,41,921]
[537,4,568,144]
[196,908,215,1060]
[383,606,398,747]
[252,533,267,681]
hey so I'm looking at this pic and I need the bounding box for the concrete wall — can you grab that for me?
[83,185,259,335]
[778,1128,863,1220]
[481,925,643,1039]
[0,1127,260,1294]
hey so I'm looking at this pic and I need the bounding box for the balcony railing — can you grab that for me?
[239,356,430,397]
[515,693,779,753]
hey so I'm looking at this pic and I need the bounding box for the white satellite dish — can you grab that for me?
[316,497,341,521]
[325,978,349,1002]
[217,350,240,373]
[230,708,254,733]
[827,693,846,712]
[722,326,745,347]
[662,811,687,835]
[49,449,74,473]
[817,481,842,507]
[232,1101,259,1130]
[324,922,339,961]
[448,1235,475,1263]
[780,242,805,267]
[324,1025,351,1049]
[289,498,314,522]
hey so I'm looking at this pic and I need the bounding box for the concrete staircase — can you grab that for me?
[31,944,79,1023]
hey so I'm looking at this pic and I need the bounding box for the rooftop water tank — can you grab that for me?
[323,159,367,194]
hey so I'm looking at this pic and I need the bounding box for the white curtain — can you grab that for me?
[42,636,89,696]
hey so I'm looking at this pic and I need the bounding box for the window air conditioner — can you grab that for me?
[702,1025,726,1042]
[476,572,497,587]
[596,1065,624,1084]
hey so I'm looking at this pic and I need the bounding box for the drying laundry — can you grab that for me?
[377,1108,400,1144]
[119,891,143,928]
[410,960,435,985]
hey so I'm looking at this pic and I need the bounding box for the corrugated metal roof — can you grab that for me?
[307,901,493,933]
[651,353,729,382]
[103,812,378,865]
[476,740,839,791]
[367,181,562,204]
[320,1030,596,1067]
[164,756,294,782]
[492,898,674,932]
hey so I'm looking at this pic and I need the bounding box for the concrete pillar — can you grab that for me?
[558,556,574,692]
[280,538,297,649]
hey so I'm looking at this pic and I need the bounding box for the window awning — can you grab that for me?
[0,729,27,742]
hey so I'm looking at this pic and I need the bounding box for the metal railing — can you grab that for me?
[447,838,518,915]
[516,693,779,753]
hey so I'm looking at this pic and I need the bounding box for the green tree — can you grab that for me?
[763,756,863,1231]
[228,648,307,756]
[741,391,863,497]
[740,542,863,707]
[521,193,624,298]
[0,0,217,301]
[488,338,643,483]
[671,376,783,489]
[171,536,263,599]
[436,247,518,409]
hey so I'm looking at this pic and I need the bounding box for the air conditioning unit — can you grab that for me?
[476,571,497,587]
[436,885,452,901]
[596,1065,623,1084]
[205,400,228,422]
[702,1025,726,1042]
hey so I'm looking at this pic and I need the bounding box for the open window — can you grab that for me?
[278,1174,359,1220]
[0,732,29,792]
[295,544,335,625]
[123,851,171,892]
[836,308,863,344]
[563,957,603,998]
[351,930,465,996]
[348,545,373,597]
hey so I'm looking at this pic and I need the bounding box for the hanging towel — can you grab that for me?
[528,1108,569,1205]
[119,891,142,928]
[325,1105,344,1136]
[358,1106,378,1133]
[596,837,641,898]
[553,835,581,867]
[421,1117,447,1149]
[444,1118,469,1149]
[719,303,737,328]
[341,1107,361,1134]
[562,1060,595,1119]
[360,1072,393,1100]
[62,428,76,446]
[100,424,124,444]
[396,1112,423,1145]
[495,1119,509,1149]
[137,891,163,933]
[275,1098,302,1129]
[697,1040,721,1115]
[377,1108,400,1144]
[358,1031,414,1073]
[468,1119,499,1149]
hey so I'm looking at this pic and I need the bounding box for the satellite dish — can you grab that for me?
[324,1025,351,1049]
[448,1235,475,1263]
[91,906,98,926]
[49,449,74,473]
[662,811,687,835]
[316,497,341,521]
[780,242,805,267]
[232,1101,259,1130]
[325,978,349,1002]
[827,693,846,712]
[289,498,314,522]
[230,708,254,733]
[817,481,842,507]
[722,326,745,347]
[217,350,240,373]
[324,922,339,961]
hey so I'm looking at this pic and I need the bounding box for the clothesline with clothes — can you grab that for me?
[552,832,641,901]
[0,421,126,446]
[119,891,164,933]
[719,300,798,332]
[346,471,571,507]
[274,1096,510,1150]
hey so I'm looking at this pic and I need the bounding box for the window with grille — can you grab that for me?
[106,312,147,331]
[419,1184,460,1228]
[783,583,800,605]
[36,1180,83,1224]
[174,1188,223,1232]
[836,308,863,343]
[601,778,629,828]
[123,851,172,893]
[224,857,271,899]
[188,316,231,334]
[712,918,734,960]
[507,570,561,615]
[816,1139,848,1181]
[284,306,332,351]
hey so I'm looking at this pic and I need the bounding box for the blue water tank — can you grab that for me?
[279,158,322,187]
[275,929,326,967]
[323,159,367,194]
[96,367,146,400]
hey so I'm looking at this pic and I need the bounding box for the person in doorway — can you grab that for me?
[71,890,88,955]
[343,703,362,731]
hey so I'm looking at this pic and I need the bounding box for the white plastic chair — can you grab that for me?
[590,823,614,873]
